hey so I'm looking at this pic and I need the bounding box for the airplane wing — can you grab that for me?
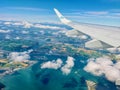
[54,8,120,49]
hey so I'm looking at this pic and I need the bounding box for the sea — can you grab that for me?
[0,57,117,90]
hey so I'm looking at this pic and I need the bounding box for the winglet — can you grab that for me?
[54,8,71,24]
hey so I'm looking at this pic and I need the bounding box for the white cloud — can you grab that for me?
[65,9,120,18]
[65,30,88,39]
[34,24,66,30]
[95,57,113,66]
[61,56,75,75]
[4,22,11,25]
[0,29,10,33]
[41,59,63,69]
[65,9,120,26]
[104,66,120,82]
[84,56,120,84]
[114,62,120,70]
[3,21,33,28]
[4,7,47,12]
[41,56,75,75]
[4,21,66,30]
[84,61,103,76]
[21,31,29,34]
[80,35,88,39]
[7,50,33,62]
[5,35,10,39]
[15,37,20,40]
[23,21,32,28]
[85,11,108,15]
[11,21,32,28]
[12,22,23,26]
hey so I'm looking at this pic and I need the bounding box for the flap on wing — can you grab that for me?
[66,29,84,36]
[65,29,88,39]
[85,39,113,49]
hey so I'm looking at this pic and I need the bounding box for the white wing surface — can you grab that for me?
[54,8,120,49]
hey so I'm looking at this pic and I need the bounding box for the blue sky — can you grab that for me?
[0,0,120,26]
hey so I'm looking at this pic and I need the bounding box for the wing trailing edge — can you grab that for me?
[85,39,113,49]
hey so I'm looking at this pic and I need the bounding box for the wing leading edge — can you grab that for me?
[54,8,120,49]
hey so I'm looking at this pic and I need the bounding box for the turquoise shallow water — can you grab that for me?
[1,60,117,90]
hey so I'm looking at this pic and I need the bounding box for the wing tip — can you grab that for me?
[53,8,56,10]
[53,8,71,24]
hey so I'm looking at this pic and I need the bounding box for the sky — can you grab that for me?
[0,0,120,26]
